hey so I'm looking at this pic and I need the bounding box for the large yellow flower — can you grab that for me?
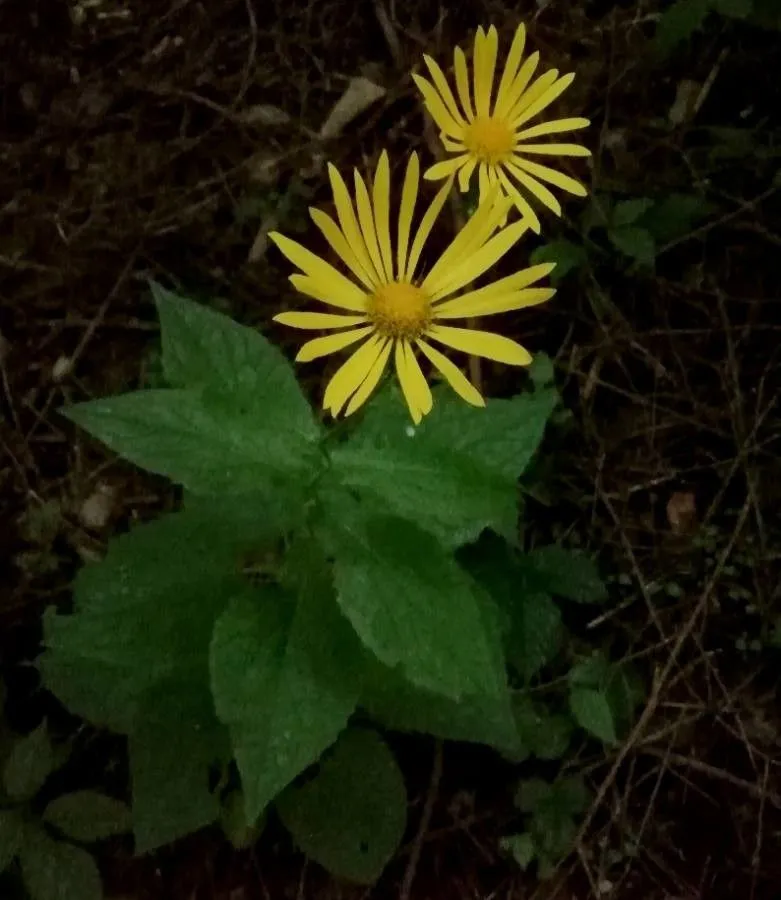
[413,24,591,233]
[270,151,555,424]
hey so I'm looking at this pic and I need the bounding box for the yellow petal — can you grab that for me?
[327,163,382,285]
[427,324,533,365]
[507,69,559,122]
[423,154,472,182]
[423,54,467,127]
[296,326,374,363]
[441,134,467,152]
[516,142,591,157]
[373,151,394,284]
[395,340,432,424]
[515,117,590,140]
[416,338,485,407]
[309,208,375,291]
[432,263,554,314]
[458,156,478,191]
[478,161,491,204]
[354,170,389,283]
[405,175,453,281]
[344,338,393,416]
[270,232,367,310]
[454,46,475,120]
[289,274,370,313]
[494,51,539,118]
[504,162,562,215]
[432,287,555,318]
[512,72,576,129]
[511,157,588,196]
[475,25,498,118]
[493,23,526,116]
[274,311,367,329]
[495,167,542,233]
[396,153,419,281]
[427,217,532,301]
[324,334,387,416]
[412,73,465,138]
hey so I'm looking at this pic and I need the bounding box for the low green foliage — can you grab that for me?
[653,0,776,57]
[39,286,639,883]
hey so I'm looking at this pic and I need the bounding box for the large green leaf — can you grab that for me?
[43,792,132,843]
[325,510,503,702]
[3,723,54,801]
[653,0,710,55]
[210,586,361,822]
[19,828,102,900]
[276,728,407,884]
[331,387,557,548]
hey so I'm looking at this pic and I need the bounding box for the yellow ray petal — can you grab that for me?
[427,217,532,301]
[475,25,498,118]
[354,169,389,283]
[432,287,555,319]
[494,50,539,118]
[309,208,375,291]
[416,338,485,407]
[296,326,374,363]
[511,157,588,196]
[516,142,591,156]
[405,175,453,281]
[423,54,468,127]
[515,117,590,140]
[454,46,476,120]
[427,324,533,365]
[396,153,419,281]
[495,167,542,233]
[478,161,491,204]
[423,154,472,181]
[412,73,465,138]
[327,163,382,285]
[458,156,478,191]
[344,338,393,416]
[373,151,394,284]
[274,311,367,329]
[395,340,432,424]
[504,161,562,215]
[472,27,485,120]
[289,274,369,313]
[507,69,559,123]
[512,72,576,129]
[432,263,554,313]
[324,334,387,416]
[270,232,367,310]
[441,134,467,152]
[493,23,526,116]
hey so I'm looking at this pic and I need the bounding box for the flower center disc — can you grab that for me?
[465,116,514,164]
[369,282,430,338]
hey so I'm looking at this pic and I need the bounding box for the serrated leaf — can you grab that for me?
[43,792,131,843]
[608,226,656,265]
[326,511,503,702]
[611,197,654,227]
[0,808,24,870]
[569,687,617,743]
[506,592,562,683]
[210,587,361,822]
[569,655,643,743]
[332,387,557,548]
[20,828,102,900]
[524,546,607,604]
[3,723,54,801]
[513,695,573,761]
[529,240,588,283]
[654,0,710,56]
[277,728,406,884]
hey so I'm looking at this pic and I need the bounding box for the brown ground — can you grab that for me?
[2,0,781,897]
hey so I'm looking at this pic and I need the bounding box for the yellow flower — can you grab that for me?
[270,151,555,424]
[413,23,591,233]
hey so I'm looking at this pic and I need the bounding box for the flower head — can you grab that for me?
[270,151,555,424]
[413,24,591,233]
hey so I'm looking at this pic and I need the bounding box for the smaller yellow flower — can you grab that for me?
[413,23,591,233]
[270,151,556,424]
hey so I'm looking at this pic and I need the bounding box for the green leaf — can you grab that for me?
[515,776,590,865]
[61,388,320,497]
[277,728,407,884]
[0,809,24,871]
[501,832,536,870]
[506,591,562,683]
[654,0,710,56]
[568,655,618,744]
[529,240,588,282]
[611,198,654,227]
[608,226,656,265]
[43,792,131,843]
[513,695,573,761]
[641,193,713,242]
[3,723,54,801]
[130,682,226,853]
[210,587,361,822]
[523,546,607,604]
[326,511,503,702]
[332,387,557,548]
[19,828,102,900]
[220,789,264,850]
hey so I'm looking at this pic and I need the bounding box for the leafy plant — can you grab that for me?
[38,284,631,883]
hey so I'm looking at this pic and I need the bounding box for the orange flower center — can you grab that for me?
[464,116,514,164]
[368,281,431,339]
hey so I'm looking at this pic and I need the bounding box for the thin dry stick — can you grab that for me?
[399,741,443,900]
